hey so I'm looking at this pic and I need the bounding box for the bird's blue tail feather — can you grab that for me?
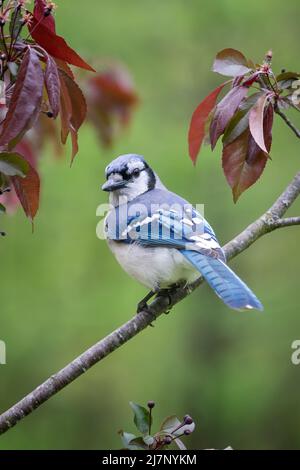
[182,250,263,311]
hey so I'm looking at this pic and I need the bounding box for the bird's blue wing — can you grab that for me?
[106,204,225,260]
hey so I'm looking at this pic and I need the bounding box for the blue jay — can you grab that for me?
[102,153,263,313]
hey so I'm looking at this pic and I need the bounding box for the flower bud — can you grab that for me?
[147,400,155,409]
[183,414,193,425]
[163,436,172,445]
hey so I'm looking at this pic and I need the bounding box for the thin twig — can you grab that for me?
[275,106,300,139]
[0,171,300,435]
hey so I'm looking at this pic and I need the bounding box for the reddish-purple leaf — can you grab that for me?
[222,92,263,145]
[34,0,56,33]
[222,104,273,202]
[222,107,249,146]
[55,59,75,79]
[15,138,38,168]
[248,104,274,162]
[0,152,29,177]
[45,55,60,118]
[86,67,139,147]
[11,163,40,221]
[210,85,248,149]
[34,113,63,158]
[0,139,38,214]
[249,93,271,153]
[29,17,95,72]
[0,48,43,147]
[11,139,40,220]
[59,70,87,163]
[212,49,252,77]
[188,82,228,163]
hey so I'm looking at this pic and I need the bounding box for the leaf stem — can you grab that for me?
[0,24,8,57]
[8,4,21,60]
[148,409,152,435]
[265,73,277,94]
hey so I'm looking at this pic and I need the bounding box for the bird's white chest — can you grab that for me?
[108,240,199,290]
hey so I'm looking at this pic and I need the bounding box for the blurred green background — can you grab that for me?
[1,0,300,450]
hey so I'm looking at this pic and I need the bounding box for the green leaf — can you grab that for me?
[276,71,300,82]
[129,402,151,435]
[284,93,300,111]
[0,152,29,177]
[119,431,137,450]
[174,438,187,450]
[212,48,252,77]
[0,172,4,188]
[10,3,22,41]
[223,92,264,145]
[223,107,249,146]
[276,72,300,91]
[160,415,181,433]
[8,61,19,77]
[0,203,6,213]
[128,437,149,450]
[143,435,154,446]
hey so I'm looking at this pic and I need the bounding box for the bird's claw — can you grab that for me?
[156,289,174,315]
[136,301,155,326]
[136,300,149,313]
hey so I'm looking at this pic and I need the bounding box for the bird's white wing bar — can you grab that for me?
[121,208,225,259]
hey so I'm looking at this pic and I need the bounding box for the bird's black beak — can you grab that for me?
[101,177,127,192]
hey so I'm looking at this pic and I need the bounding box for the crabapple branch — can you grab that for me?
[275,106,300,139]
[271,216,300,229]
[0,171,300,435]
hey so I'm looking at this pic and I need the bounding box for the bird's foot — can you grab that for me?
[136,297,156,327]
[136,282,184,318]
[136,290,156,321]
[136,299,152,314]
[156,290,172,314]
[157,283,181,315]
[156,282,184,314]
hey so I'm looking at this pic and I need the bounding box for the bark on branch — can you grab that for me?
[0,171,300,436]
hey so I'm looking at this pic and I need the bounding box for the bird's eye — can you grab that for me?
[132,168,140,177]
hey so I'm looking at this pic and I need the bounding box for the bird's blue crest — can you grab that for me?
[105,154,146,177]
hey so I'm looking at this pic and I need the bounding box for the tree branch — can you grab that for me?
[275,106,300,139]
[271,216,300,229]
[1,171,300,436]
